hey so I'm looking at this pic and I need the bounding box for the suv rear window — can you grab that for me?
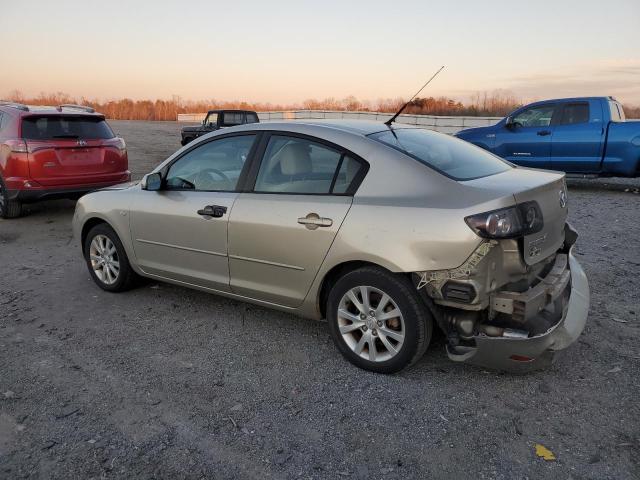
[21,116,114,140]
[369,128,510,181]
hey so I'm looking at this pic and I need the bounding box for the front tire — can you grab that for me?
[0,177,22,219]
[84,223,138,292]
[327,266,433,374]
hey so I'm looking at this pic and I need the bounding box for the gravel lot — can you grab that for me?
[1,120,639,479]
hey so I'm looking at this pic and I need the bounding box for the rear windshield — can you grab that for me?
[21,116,114,140]
[369,128,511,180]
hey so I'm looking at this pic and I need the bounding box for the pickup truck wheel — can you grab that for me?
[0,177,22,219]
[327,266,433,373]
[84,223,138,292]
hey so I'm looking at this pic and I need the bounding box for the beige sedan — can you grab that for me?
[72,121,589,373]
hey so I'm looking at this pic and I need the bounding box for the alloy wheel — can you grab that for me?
[89,234,120,285]
[337,285,405,362]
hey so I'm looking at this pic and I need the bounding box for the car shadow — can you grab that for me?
[20,199,77,219]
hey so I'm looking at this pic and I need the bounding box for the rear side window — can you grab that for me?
[21,116,114,140]
[558,103,589,125]
[220,112,244,126]
[254,135,363,194]
[246,112,259,123]
[369,128,510,181]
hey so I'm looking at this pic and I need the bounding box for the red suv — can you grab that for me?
[0,102,130,218]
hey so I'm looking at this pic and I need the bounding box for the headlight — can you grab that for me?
[465,201,543,239]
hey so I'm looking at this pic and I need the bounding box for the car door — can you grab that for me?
[227,133,367,307]
[130,133,257,291]
[550,100,604,173]
[494,103,559,169]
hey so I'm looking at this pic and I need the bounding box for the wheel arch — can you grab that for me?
[80,217,112,253]
[317,260,408,319]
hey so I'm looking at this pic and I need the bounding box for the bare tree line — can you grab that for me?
[4,89,639,120]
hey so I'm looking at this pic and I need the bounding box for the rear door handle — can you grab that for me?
[197,205,227,218]
[537,130,551,136]
[297,213,333,230]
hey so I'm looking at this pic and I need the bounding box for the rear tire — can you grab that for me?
[327,266,433,374]
[0,177,22,219]
[84,223,138,292]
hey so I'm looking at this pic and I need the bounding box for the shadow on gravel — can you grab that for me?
[19,199,77,219]
[567,177,640,193]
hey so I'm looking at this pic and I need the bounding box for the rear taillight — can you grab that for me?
[104,137,126,152]
[6,139,28,153]
[465,201,544,239]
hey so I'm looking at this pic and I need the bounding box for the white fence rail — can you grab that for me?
[177,110,501,134]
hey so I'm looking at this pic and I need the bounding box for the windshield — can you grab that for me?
[369,128,511,180]
[22,116,114,140]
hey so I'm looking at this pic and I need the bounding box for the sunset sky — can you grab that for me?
[2,0,639,105]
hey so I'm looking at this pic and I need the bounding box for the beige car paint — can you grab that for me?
[73,120,589,371]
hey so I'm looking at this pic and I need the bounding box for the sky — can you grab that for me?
[1,0,639,105]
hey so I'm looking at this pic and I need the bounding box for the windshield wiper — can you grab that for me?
[52,134,80,139]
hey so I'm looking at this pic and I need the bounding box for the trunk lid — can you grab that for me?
[463,167,568,265]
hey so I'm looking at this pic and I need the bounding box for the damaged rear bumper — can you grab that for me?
[445,226,590,372]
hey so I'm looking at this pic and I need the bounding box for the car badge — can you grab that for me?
[559,189,567,208]
[77,139,87,147]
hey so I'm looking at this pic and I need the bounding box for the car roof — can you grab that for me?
[0,104,103,117]
[208,109,257,114]
[522,96,615,108]
[224,119,420,137]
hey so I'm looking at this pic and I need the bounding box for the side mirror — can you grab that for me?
[505,116,514,129]
[141,172,162,191]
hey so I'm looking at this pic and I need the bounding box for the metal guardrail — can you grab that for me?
[176,110,502,134]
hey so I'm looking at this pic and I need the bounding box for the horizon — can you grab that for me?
[1,0,639,105]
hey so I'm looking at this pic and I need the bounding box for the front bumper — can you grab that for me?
[446,230,590,372]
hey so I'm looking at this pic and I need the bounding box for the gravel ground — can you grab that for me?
[1,120,639,479]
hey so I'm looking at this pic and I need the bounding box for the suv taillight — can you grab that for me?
[104,137,126,152]
[5,139,28,153]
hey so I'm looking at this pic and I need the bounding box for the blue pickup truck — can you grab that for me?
[456,97,640,177]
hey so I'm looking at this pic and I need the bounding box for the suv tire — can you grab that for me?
[0,177,22,219]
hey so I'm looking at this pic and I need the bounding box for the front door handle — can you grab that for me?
[297,213,333,230]
[197,205,227,218]
[537,130,551,136]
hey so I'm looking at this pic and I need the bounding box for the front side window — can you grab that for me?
[21,116,115,140]
[204,112,218,126]
[165,134,256,191]
[220,112,244,127]
[558,103,589,125]
[246,112,259,123]
[254,135,361,194]
[369,128,510,181]
[512,105,556,128]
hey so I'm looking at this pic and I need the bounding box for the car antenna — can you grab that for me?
[384,65,445,127]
